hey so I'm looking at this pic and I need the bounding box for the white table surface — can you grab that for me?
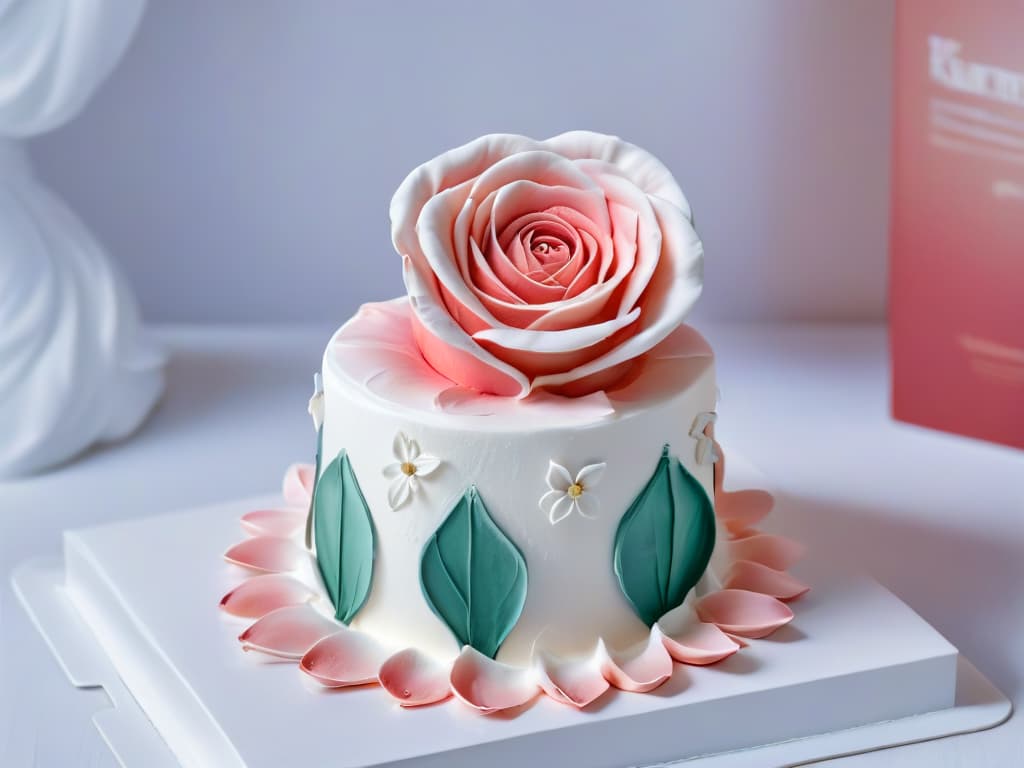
[1,323,1021,767]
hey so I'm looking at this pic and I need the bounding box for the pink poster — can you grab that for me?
[890,0,1024,449]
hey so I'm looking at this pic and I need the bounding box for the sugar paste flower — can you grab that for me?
[382,432,440,510]
[392,131,704,398]
[540,460,606,524]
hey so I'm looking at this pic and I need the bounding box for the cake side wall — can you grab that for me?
[319,353,717,665]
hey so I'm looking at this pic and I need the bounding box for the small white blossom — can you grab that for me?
[382,432,441,510]
[539,460,606,525]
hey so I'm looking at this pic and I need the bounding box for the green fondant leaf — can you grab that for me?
[420,486,528,659]
[313,450,376,624]
[614,445,716,627]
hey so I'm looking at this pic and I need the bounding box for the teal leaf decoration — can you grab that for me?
[313,450,376,624]
[614,445,716,627]
[420,486,528,659]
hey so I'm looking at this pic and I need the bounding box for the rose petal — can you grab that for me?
[283,463,315,507]
[647,322,714,360]
[416,150,606,333]
[404,257,528,397]
[378,648,452,707]
[597,634,674,693]
[220,574,316,619]
[240,508,306,538]
[391,133,540,262]
[299,627,390,687]
[535,653,610,708]
[238,604,339,660]
[716,489,774,534]
[223,536,306,573]
[541,130,692,218]
[450,646,538,714]
[729,534,805,571]
[530,195,702,393]
[696,589,795,639]
[723,560,810,601]
[656,606,741,666]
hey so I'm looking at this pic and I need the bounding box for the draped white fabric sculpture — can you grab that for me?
[0,0,163,478]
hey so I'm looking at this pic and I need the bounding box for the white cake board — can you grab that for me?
[12,498,1010,768]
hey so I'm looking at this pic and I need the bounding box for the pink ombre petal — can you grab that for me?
[729,534,806,571]
[450,647,539,714]
[378,649,452,707]
[299,628,390,687]
[717,489,774,533]
[219,574,316,619]
[648,322,714,360]
[696,589,795,639]
[656,619,740,666]
[282,463,315,507]
[223,536,306,573]
[403,256,529,397]
[238,604,339,660]
[724,560,810,601]
[240,508,307,538]
[597,634,674,693]
[536,654,611,708]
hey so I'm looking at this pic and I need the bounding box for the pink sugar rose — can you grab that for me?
[391,131,704,397]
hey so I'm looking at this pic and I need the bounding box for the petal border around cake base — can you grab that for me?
[299,627,390,687]
[378,648,453,707]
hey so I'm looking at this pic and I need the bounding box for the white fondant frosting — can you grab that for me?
[319,298,720,665]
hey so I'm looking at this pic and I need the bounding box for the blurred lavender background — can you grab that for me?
[29,0,893,325]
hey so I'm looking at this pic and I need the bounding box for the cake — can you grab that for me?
[221,131,807,711]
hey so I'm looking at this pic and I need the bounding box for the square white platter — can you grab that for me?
[13,496,1010,768]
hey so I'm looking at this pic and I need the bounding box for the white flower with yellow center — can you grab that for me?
[382,432,441,510]
[539,460,607,525]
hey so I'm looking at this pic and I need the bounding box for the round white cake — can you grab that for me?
[318,298,719,665]
[223,131,805,712]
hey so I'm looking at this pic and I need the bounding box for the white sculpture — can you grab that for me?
[0,0,164,478]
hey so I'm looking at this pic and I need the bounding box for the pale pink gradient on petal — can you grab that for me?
[729,534,806,571]
[299,628,390,687]
[536,654,610,708]
[656,620,740,666]
[724,560,810,601]
[238,604,339,660]
[449,647,538,714]
[716,490,775,535]
[404,257,529,397]
[240,508,306,538]
[696,589,795,639]
[223,536,306,573]
[378,649,453,707]
[597,634,674,693]
[219,574,316,619]
[282,463,315,508]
